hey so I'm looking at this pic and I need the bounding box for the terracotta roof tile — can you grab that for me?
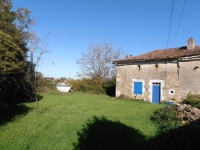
[114,46,200,63]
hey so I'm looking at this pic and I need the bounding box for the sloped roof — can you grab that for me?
[114,46,200,63]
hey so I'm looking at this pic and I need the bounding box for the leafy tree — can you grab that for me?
[0,31,26,74]
[0,0,31,54]
[0,31,26,109]
[0,0,42,112]
[77,42,123,82]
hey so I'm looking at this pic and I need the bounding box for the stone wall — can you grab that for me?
[179,60,200,98]
[116,60,180,102]
[165,63,180,102]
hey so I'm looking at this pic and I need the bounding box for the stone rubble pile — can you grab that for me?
[175,104,200,125]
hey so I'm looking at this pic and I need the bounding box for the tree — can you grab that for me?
[0,31,26,110]
[23,32,51,108]
[0,0,31,54]
[77,42,123,81]
[0,0,49,114]
[0,0,30,110]
[0,31,26,74]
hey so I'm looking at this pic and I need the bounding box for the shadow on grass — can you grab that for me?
[0,104,31,126]
[73,116,146,150]
[0,94,42,126]
[74,116,200,150]
[154,120,200,150]
[16,94,44,103]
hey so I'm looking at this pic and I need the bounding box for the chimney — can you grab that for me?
[187,37,195,49]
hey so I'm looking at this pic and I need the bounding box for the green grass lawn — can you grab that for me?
[0,92,164,150]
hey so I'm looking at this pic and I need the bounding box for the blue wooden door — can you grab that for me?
[152,83,160,104]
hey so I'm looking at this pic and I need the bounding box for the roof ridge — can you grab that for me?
[114,45,200,63]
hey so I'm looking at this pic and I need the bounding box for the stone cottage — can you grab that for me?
[113,38,200,103]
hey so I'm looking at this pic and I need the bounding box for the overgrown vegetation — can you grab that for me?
[182,93,200,109]
[37,77,57,93]
[149,94,200,150]
[151,93,200,133]
[0,0,49,112]
[0,0,32,110]
[66,78,115,96]
[151,105,181,133]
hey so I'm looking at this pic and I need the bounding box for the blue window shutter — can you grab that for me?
[134,82,138,94]
[138,82,142,94]
[134,82,142,94]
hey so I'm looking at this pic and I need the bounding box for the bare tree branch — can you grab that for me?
[77,42,123,81]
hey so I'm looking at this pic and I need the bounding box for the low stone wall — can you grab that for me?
[176,104,200,125]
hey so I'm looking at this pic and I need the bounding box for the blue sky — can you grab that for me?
[11,0,200,78]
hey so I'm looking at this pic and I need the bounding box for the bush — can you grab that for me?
[182,93,200,109]
[66,78,115,95]
[151,106,181,133]
[37,77,56,93]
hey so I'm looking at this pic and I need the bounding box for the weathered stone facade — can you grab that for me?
[115,58,200,103]
[179,60,200,97]
[114,38,200,103]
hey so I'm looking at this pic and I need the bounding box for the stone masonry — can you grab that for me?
[116,58,200,103]
[116,60,180,103]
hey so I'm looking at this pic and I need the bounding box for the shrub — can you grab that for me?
[37,78,56,93]
[182,93,200,109]
[65,78,115,95]
[151,106,181,133]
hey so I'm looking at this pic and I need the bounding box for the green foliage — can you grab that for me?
[0,0,34,110]
[37,77,56,93]
[68,78,106,94]
[66,77,116,95]
[151,106,181,133]
[0,31,27,109]
[182,93,200,109]
[0,75,18,107]
[0,31,26,74]
[0,0,29,54]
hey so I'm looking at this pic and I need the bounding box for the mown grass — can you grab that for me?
[0,92,164,150]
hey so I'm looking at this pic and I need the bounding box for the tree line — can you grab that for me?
[0,0,47,112]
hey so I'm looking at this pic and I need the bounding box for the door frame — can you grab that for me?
[152,83,161,103]
[148,80,164,103]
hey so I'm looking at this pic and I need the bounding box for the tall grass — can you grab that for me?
[0,92,163,150]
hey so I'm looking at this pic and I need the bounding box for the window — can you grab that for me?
[134,82,142,94]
